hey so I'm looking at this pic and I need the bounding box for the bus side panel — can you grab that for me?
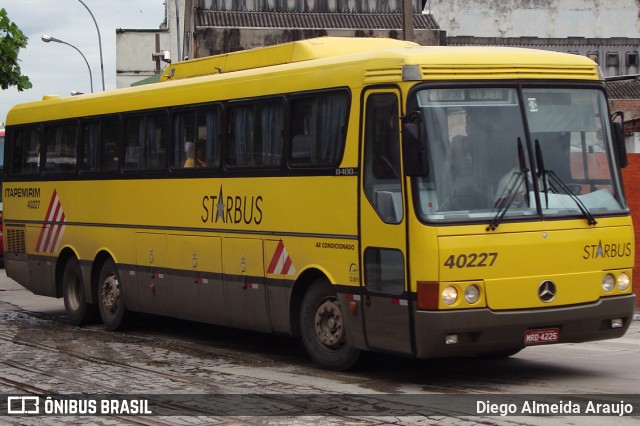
[222,237,271,333]
[168,234,227,325]
[8,254,56,298]
[264,239,293,335]
[26,224,56,297]
[28,256,56,297]
[135,233,173,316]
[5,257,29,291]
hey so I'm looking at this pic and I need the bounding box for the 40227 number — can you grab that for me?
[444,252,498,269]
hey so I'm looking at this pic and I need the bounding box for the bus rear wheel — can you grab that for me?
[300,279,360,371]
[62,257,98,325]
[98,259,134,331]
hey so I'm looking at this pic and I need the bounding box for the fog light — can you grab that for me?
[611,319,623,329]
[442,286,458,305]
[464,285,480,304]
[602,274,615,292]
[445,334,458,344]
[617,273,630,291]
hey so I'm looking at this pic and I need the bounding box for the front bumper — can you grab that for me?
[413,294,636,358]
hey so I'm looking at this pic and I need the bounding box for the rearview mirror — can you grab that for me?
[610,111,627,168]
[402,112,429,177]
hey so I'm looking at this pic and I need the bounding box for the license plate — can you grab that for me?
[524,327,560,345]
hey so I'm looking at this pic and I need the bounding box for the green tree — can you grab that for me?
[0,8,31,91]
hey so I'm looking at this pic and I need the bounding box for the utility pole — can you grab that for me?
[402,0,415,41]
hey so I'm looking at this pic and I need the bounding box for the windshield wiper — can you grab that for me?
[487,138,529,231]
[534,139,597,226]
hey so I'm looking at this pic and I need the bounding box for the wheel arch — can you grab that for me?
[55,246,80,298]
[289,267,333,337]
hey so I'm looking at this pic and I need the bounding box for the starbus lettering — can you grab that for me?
[583,240,632,260]
[201,185,263,225]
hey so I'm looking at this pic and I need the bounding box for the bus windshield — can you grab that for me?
[413,86,626,223]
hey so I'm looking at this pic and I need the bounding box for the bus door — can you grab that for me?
[359,90,412,354]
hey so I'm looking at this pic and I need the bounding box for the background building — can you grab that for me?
[183,0,441,59]
[116,0,186,88]
[431,0,640,78]
[116,0,442,88]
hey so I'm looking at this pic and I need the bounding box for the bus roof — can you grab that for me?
[6,37,601,125]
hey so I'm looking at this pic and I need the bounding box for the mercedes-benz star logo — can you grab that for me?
[538,280,557,303]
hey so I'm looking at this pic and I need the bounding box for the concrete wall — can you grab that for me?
[431,0,640,38]
[116,0,185,88]
[116,30,170,88]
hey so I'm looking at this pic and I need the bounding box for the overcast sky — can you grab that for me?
[1,0,165,126]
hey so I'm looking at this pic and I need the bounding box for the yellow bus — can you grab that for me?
[3,37,636,370]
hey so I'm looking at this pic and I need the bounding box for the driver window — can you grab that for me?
[364,93,403,224]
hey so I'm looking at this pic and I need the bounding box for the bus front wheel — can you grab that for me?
[300,279,360,371]
[62,257,98,325]
[98,259,134,331]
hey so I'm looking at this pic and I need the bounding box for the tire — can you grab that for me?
[97,258,134,331]
[300,279,360,371]
[62,257,99,325]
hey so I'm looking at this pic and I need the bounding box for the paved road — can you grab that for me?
[0,270,638,425]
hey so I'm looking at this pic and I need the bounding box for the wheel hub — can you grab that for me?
[314,298,345,350]
[101,274,120,314]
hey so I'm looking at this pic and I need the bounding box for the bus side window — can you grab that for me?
[101,117,120,170]
[226,99,284,168]
[290,98,315,165]
[226,104,253,167]
[256,100,284,167]
[173,110,196,168]
[172,106,221,170]
[196,107,221,168]
[146,113,167,170]
[81,117,119,172]
[124,112,167,171]
[289,91,349,168]
[124,116,143,170]
[44,122,77,174]
[10,127,41,175]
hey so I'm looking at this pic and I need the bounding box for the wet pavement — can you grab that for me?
[0,270,638,425]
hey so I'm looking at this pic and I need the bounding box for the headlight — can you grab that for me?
[602,274,615,292]
[464,285,480,304]
[442,286,458,305]
[617,273,630,291]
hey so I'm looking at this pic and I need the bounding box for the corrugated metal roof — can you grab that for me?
[606,78,640,99]
[196,10,440,30]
